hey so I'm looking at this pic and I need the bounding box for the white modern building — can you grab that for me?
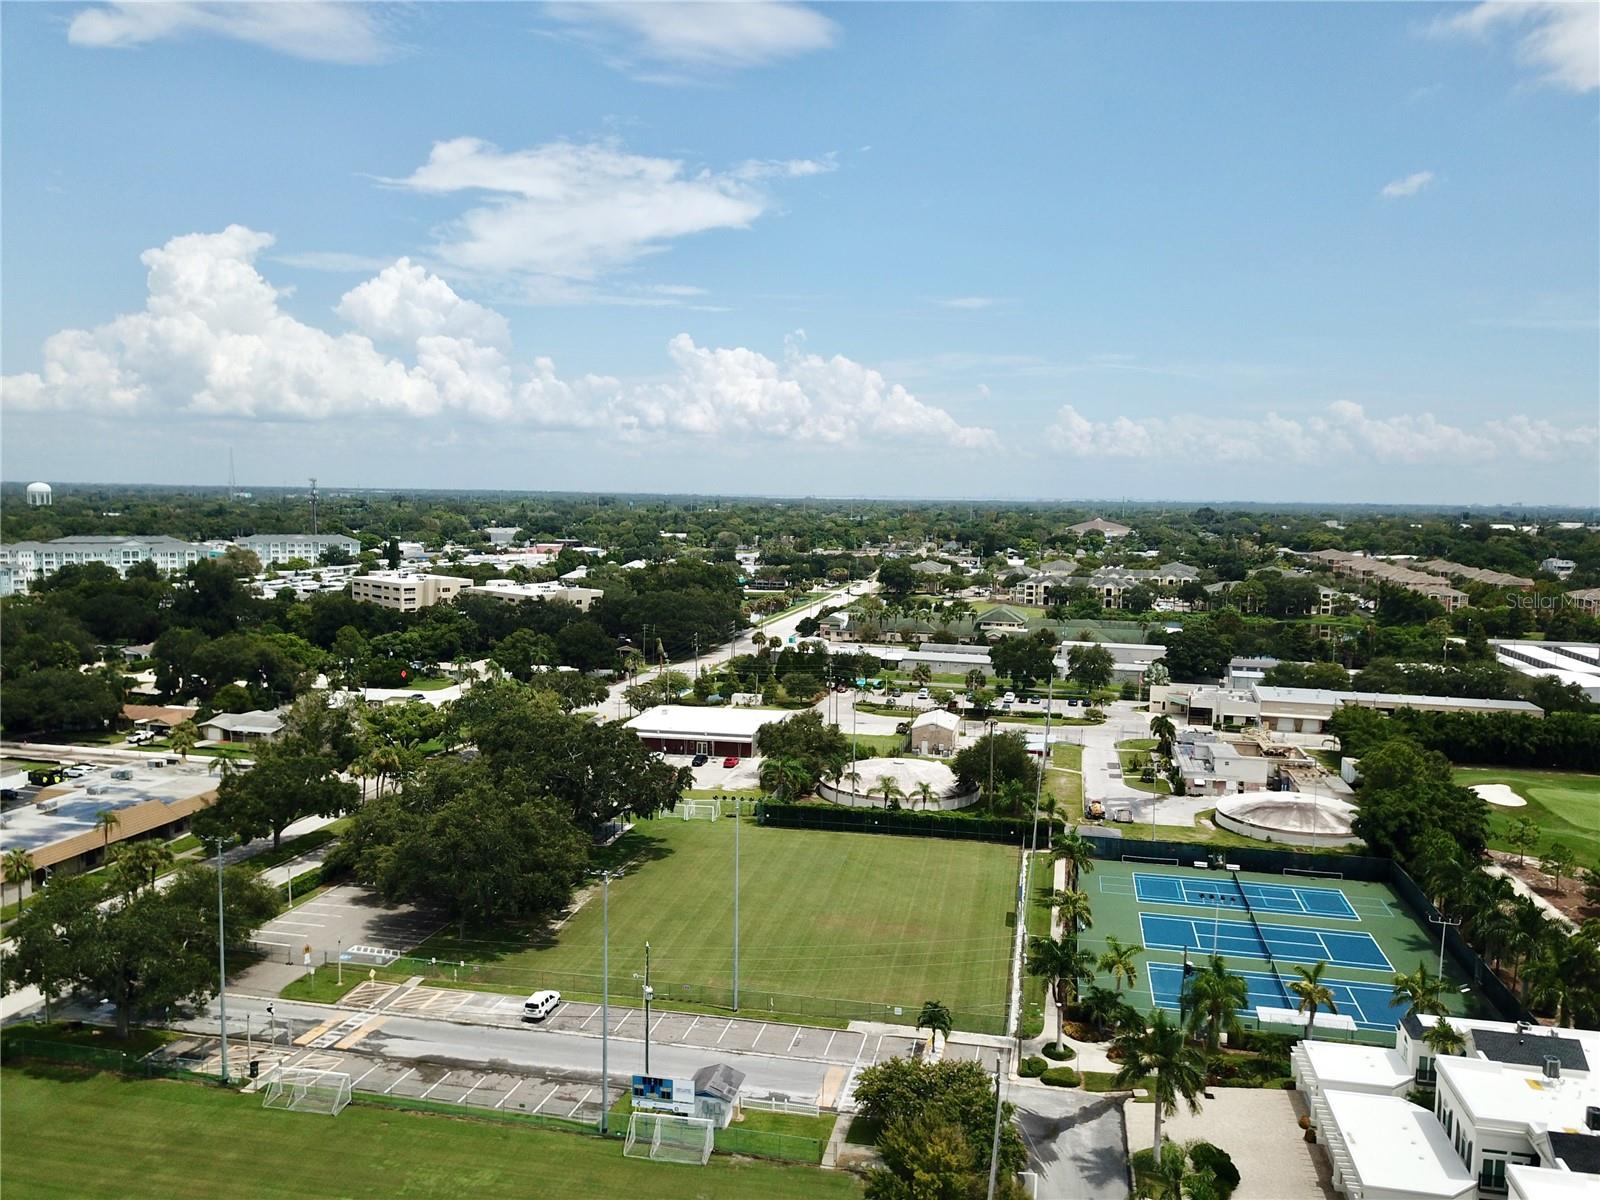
[234,533,360,565]
[1171,728,1273,795]
[1539,559,1576,581]
[0,535,218,591]
[350,571,472,612]
[1152,684,1544,734]
[467,579,605,611]
[1293,1013,1600,1200]
[624,705,793,758]
[1492,642,1600,704]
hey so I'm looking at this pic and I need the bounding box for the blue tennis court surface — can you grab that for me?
[1147,962,1405,1031]
[1139,912,1393,972]
[1133,872,1357,921]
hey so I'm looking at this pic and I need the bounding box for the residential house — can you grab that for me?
[199,710,284,744]
[1539,558,1576,581]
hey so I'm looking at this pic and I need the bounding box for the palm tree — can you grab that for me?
[915,999,953,1047]
[1112,1009,1207,1158]
[4,847,34,916]
[95,809,121,856]
[1390,965,1447,1021]
[759,756,813,802]
[1051,889,1094,945]
[1039,794,1060,834]
[1150,715,1177,759]
[841,768,862,797]
[1051,827,1095,891]
[1289,961,1337,1041]
[1028,934,1096,1051]
[1080,984,1127,1039]
[1098,936,1143,993]
[912,781,937,812]
[1422,1017,1466,1057]
[873,775,905,810]
[1180,955,1247,1053]
[168,719,199,762]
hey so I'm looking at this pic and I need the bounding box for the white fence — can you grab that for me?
[741,1094,822,1118]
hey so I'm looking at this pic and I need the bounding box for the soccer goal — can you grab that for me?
[261,1067,352,1116]
[623,1112,715,1165]
[679,800,719,821]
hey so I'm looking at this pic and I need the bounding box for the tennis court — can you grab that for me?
[1147,963,1405,1031]
[1083,857,1481,1038]
[1139,912,1393,972]
[1132,871,1358,921]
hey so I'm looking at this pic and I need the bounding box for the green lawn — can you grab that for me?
[1116,739,1170,795]
[413,815,1019,1031]
[1044,744,1084,814]
[1455,767,1600,861]
[850,732,907,757]
[405,677,456,691]
[0,1069,859,1200]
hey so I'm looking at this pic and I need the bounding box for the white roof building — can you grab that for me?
[1492,642,1600,703]
[624,705,793,756]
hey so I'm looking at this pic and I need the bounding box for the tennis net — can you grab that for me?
[1232,871,1291,1002]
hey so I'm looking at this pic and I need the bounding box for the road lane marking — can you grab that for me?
[293,1017,339,1047]
[333,1015,388,1050]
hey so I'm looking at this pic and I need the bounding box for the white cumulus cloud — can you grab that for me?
[0,226,994,452]
[1437,1,1599,93]
[390,137,818,286]
[1045,401,1596,465]
[545,1,837,76]
[68,1,394,64]
[1381,170,1435,199]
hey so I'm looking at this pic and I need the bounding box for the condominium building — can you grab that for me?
[349,571,472,611]
[0,535,217,593]
[233,533,361,565]
[1303,550,1471,612]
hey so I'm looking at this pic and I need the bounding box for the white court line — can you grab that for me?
[419,1072,453,1100]
[786,1027,803,1054]
[566,1088,593,1118]
[496,1078,525,1110]
[383,1068,415,1095]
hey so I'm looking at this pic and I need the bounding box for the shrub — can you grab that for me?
[1188,1142,1240,1196]
[1039,1067,1080,1087]
[1042,1043,1076,1062]
[1019,1056,1048,1078]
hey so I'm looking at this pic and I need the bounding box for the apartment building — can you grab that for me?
[0,535,217,592]
[350,571,472,611]
[1303,549,1471,612]
[233,533,361,565]
[1421,560,1536,590]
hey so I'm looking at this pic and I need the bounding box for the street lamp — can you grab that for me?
[732,796,741,1013]
[1429,913,1463,978]
[213,838,229,1084]
[642,941,653,1076]
[593,869,614,1134]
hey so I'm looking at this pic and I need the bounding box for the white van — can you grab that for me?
[522,990,561,1022]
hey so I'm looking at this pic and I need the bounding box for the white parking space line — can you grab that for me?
[566,1088,593,1118]
[419,1072,452,1099]
[823,1030,838,1058]
[253,938,292,948]
[685,1016,702,1038]
[349,1063,382,1090]
[613,1011,632,1034]
[531,1085,556,1114]
[458,1075,485,1104]
[787,1027,804,1054]
[750,1022,766,1047]
[576,1006,599,1030]
[496,1079,525,1110]
[383,1068,415,1095]
[716,1020,734,1044]
[271,919,325,928]
[649,1015,666,1040]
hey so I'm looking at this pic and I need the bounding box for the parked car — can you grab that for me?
[1003,692,1016,704]
[916,687,930,700]
[722,756,740,768]
[522,990,561,1022]
[691,754,708,767]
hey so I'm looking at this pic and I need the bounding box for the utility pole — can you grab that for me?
[985,1054,1005,1200]
[600,870,612,1134]
[1031,666,1053,855]
[308,477,318,538]
[643,941,653,1076]
[214,839,229,1084]
[733,797,741,1012]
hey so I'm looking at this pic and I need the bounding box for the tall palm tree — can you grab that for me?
[912,781,937,812]
[1390,965,1447,1021]
[1098,936,1143,993]
[759,756,812,802]
[1289,961,1337,1042]
[1150,715,1177,759]
[1180,955,1247,1053]
[1028,934,1096,1051]
[1111,1009,1207,1158]
[95,809,121,855]
[915,999,953,1046]
[873,775,905,810]
[1051,827,1095,890]
[168,719,199,762]
[4,848,34,916]
[1422,1017,1466,1057]
[1051,889,1094,945]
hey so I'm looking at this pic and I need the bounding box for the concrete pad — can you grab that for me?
[1125,1087,1332,1200]
[717,1020,768,1052]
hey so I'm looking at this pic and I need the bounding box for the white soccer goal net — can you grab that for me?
[623,1112,714,1165]
[261,1067,352,1116]
[679,800,719,821]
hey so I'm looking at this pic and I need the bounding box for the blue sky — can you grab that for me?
[2,1,1597,504]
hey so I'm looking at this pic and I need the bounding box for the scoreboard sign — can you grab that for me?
[631,1074,695,1116]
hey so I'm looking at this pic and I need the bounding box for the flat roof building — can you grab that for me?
[234,533,360,565]
[624,705,793,757]
[350,571,472,611]
[467,579,604,611]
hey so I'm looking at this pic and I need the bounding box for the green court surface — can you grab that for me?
[1455,767,1600,860]
[1083,858,1481,1040]
[415,816,1020,1031]
[0,1069,859,1200]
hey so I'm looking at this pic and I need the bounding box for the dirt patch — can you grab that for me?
[1487,850,1597,923]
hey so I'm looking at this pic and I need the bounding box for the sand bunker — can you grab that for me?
[1472,783,1527,809]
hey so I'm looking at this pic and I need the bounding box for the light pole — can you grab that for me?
[643,941,653,1077]
[1430,913,1462,978]
[987,719,997,806]
[985,1053,1005,1200]
[1031,668,1054,855]
[266,1001,276,1049]
[213,838,229,1084]
[599,869,612,1134]
[733,796,741,1012]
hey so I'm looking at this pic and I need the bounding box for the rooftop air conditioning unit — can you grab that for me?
[36,799,58,813]
[111,768,134,780]
[86,785,106,796]
[1543,1057,1562,1080]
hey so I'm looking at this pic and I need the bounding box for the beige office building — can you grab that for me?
[350,571,472,611]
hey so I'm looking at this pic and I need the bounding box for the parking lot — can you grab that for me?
[661,754,766,791]
[250,884,444,965]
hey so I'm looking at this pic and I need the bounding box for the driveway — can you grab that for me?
[1014,1085,1131,1200]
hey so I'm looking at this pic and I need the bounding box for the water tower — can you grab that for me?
[25,481,52,507]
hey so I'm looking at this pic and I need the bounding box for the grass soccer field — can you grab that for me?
[1084,859,1487,1037]
[0,1068,859,1200]
[1455,767,1600,860]
[415,815,1020,1031]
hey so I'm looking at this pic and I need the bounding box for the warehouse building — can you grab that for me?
[624,705,793,758]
